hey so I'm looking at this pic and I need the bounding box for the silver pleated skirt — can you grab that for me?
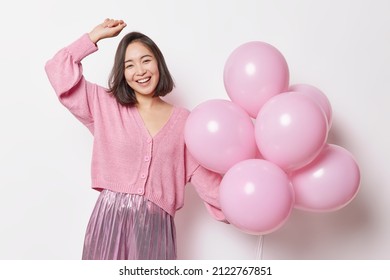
[82,189,177,260]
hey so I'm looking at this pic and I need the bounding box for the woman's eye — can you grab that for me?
[143,59,151,64]
[125,64,134,69]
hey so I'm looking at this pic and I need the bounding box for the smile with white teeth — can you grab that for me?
[137,77,151,84]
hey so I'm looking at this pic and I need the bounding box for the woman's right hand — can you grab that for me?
[88,18,127,44]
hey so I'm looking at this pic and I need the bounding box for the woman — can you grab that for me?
[45,18,226,260]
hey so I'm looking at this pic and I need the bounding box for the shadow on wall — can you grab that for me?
[266,191,371,259]
[263,120,375,259]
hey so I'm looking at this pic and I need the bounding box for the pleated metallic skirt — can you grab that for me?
[82,189,177,260]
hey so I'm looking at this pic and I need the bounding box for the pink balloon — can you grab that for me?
[224,41,289,118]
[184,99,257,174]
[220,159,294,235]
[290,144,360,212]
[289,84,333,127]
[255,92,328,171]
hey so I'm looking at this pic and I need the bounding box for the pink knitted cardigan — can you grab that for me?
[45,33,226,221]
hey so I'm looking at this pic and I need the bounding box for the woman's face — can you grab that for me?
[124,41,160,98]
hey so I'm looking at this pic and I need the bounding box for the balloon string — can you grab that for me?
[255,235,264,260]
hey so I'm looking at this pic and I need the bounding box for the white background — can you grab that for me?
[0,0,389,259]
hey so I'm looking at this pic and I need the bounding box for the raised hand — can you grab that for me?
[88,18,127,44]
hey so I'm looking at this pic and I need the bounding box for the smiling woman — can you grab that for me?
[108,30,174,106]
[124,47,157,94]
[125,50,159,98]
[44,18,228,260]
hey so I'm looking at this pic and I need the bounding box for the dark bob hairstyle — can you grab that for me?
[108,32,175,106]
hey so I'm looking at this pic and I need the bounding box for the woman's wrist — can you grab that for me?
[88,32,100,45]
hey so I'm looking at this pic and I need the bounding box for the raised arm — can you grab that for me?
[44,19,127,132]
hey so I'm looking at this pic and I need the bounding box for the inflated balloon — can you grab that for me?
[255,92,328,171]
[219,159,294,235]
[289,84,333,127]
[184,99,257,174]
[290,144,360,212]
[224,41,289,118]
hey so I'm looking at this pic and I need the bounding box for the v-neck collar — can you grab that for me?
[131,106,178,140]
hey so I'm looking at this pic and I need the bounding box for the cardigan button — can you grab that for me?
[137,188,143,194]
[144,156,150,162]
[140,173,146,179]
[146,137,152,143]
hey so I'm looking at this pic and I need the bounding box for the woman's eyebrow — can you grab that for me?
[124,54,152,64]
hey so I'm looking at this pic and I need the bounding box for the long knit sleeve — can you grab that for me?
[45,33,100,133]
[186,150,227,222]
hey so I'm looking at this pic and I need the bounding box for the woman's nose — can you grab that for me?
[135,65,146,76]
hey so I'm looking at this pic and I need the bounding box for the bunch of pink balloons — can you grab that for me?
[184,41,360,235]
